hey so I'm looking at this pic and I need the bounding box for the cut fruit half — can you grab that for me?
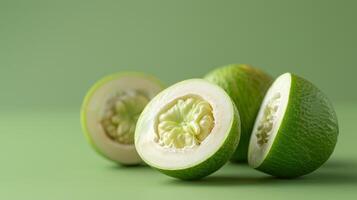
[135,79,240,180]
[81,72,164,165]
[248,73,338,178]
[205,64,273,162]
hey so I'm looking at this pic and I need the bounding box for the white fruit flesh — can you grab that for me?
[83,74,162,164]
[135,79,235,170]
[248,73,291,168]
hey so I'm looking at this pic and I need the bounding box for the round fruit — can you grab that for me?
[81,72,164,165]
[135,79,240,180]
[205,64,273,162]
[248,73,338,178]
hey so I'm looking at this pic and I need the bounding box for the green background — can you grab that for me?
[1,0,356,199]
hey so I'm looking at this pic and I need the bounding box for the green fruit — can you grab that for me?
[205,64,273,162]
[248,73,338,178]
[135,79,240,180]
[81,72,164,165]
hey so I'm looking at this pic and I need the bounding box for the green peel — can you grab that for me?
[81,72,164,165]
[135,79,241,180]
[248,73,338,178]
[205,64,273,162]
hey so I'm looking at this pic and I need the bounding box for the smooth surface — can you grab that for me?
[1,0,357,110]
[0,104,356,199]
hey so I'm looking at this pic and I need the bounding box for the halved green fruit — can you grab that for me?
[81,72,164,165]
[135,79,240,180]
[248,73,338,178]
[205,64,273,162]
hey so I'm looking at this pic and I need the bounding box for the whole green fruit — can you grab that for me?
[205,64,273,162]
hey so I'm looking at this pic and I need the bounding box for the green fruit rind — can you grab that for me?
[80,72,164,165]
[253,73,338,178]
[135,79,241,180]
[205,64,273,162]
[158,104,240,180]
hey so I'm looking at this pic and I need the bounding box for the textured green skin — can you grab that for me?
[158,103,241,180]
[256,74,339,178]
[205,64,273,162]
[80,72,164,165]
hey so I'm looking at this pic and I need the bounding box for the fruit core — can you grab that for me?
[256,93,281,147]
[154,95,215,149]
[101,90,150,145]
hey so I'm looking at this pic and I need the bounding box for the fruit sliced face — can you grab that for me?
[81,73,163,164]
[248,73,291,168]
[204,64,273,162]
[101,90,150,145]
[135,79,236,170]
[155,95,215,149]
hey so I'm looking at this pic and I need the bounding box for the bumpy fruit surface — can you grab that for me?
[205,64,273,162]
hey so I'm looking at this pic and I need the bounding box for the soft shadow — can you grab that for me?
[301,171,357,185]
[302,159,357,185]
[167,175,277,186]
[167,159,357,186]
[229,160,250,165]
[107,163,149,170]
[320,159,357,170]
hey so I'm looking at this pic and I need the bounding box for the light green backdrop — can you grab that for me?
[0,0,356,110]
[1,1,357,199]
